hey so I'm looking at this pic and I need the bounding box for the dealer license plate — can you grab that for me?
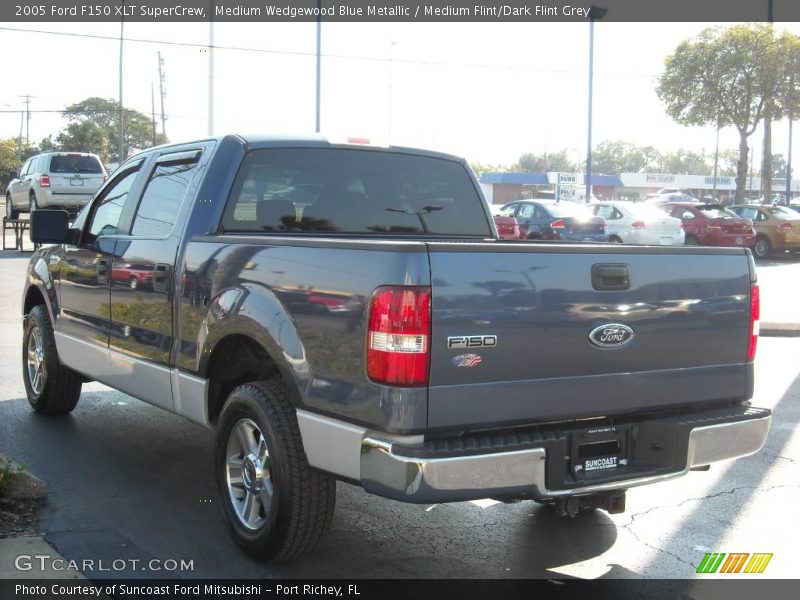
[70,178,84,186]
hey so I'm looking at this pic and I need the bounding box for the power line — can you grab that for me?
[0,25,660,79]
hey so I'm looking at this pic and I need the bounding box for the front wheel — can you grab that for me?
[754,236,771,259]
[23,305,82,414]
[684,235,699,246]
[214,378,336,562]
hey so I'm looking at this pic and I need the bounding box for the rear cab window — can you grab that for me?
[49,154,104,174]
[221,148,492,237]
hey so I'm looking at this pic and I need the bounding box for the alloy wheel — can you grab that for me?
[225,418,274,530]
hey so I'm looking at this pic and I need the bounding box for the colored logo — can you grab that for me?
[451,353,483,368]
[696,552,773,574]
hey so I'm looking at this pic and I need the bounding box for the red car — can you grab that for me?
[664,203,756,248]
[111,263,155,290]
[493,214,522,240]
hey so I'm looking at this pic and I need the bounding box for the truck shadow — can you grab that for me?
[0,391,618,579]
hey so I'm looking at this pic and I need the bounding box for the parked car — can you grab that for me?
[498,200,607,242]
[5,151,107,219]
[656,187,696,198]
[111,262,155,290]
[728,204,800,258]
[22,134,768,563]
[664,203,756,249]
[492,214,521,240]
[590,201,684,245]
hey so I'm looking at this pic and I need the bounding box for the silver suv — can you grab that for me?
[5,152,107,219]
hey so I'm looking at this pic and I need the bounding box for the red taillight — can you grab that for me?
[367,286,431,387]
[748,284,759,362]
[347,137,370,145]
[39,175,50,188]
[779,222,792,230]
[550,219,566,229]
[513,223,521,238]
[632,220,646,229]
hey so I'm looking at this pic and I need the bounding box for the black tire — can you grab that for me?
[609,235,623,244]
[22,305,82,415]
[684,235,699,246]
[6,193,19,219]
[129,277,138,290]
[754,236,771,259]
[29,193,38,213]
[215,379,336,562]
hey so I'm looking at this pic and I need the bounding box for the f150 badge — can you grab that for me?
[588,323,634,348]
[447,335,497,349]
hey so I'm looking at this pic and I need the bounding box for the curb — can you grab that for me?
[760,322,800,337]
[0,535,88,579]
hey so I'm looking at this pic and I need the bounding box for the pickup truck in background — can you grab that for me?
[22,135,770,563]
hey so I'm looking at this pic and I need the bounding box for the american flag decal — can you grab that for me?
[452,353,483,368]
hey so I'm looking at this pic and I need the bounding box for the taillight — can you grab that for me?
[748,284,759,362]
[39,175,50,188]
[779,222,792,230]
[632,220,646,229]
[550,219,566,229]
[367,286,431,386]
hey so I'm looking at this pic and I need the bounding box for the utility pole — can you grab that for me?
[18,95,35,145]
[118,4,126,163]
[315,0,322,132]
[208,14,214,136]
[151,83,157,146]
[158,51,167,139]
[585,6,607,204]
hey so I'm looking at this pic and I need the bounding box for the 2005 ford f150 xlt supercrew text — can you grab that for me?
[22,135,770,562]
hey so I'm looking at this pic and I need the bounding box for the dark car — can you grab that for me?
[498,200,607,242]
[665,203,756,249]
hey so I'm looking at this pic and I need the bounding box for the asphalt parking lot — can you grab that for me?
[0,237,799,582]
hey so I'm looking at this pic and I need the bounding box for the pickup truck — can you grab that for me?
[22,135,770,563]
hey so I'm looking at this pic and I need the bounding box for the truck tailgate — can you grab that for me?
[427,243,754,430]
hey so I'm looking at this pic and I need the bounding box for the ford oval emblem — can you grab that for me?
[589,323,635,348]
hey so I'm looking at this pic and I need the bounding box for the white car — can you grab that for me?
[590,201,685,245]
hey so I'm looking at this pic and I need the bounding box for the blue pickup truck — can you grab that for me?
[22,135,770,562]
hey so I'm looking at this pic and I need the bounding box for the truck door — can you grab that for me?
[107,147,206,411]
[56,160,146,377]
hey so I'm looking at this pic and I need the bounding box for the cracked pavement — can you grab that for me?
[0,248,798,580]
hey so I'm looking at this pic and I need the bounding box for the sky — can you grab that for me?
[2,20,800,173]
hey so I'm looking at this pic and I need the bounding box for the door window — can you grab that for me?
[85,167,141,243]
[518,204,535,219]
[131,152,201,237]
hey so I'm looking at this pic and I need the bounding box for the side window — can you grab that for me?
[533,205,549,220]
[756,211,768,222]
[20,159,32,176]
[85,166,141,243]
[499,203,517,216]
[518,204,535,219]
[37,156,48,172]
[131,152,200,237]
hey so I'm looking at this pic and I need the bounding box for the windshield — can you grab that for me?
[697,206,739,219]
[547,202,595,219]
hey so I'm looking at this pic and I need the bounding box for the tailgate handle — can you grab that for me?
[592,263,630,291]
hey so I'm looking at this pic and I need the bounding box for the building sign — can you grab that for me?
[558,173,577,184]
[704,176,732,185]
[646,174,675,183]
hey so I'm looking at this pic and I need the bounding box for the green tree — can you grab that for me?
[57,97,167,163]
[591,141,659,173]
[514,149,576,172]
[659,149,711,174]
[469,162,510,178]
[657,24,799,203]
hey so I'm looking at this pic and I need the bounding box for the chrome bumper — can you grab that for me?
[360,413,771,503]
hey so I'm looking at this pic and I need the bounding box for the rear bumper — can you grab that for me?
[359,405,770,503]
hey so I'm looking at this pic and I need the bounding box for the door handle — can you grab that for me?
[592,263,630,291]
[97,258,109,284]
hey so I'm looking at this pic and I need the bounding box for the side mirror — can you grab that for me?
[30,210,69,244]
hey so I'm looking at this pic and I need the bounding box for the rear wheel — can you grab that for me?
[29,193,38,213]
[5,193,19,219]
[754,236,771,259]
[23,305,82,415]
[129,277,138,290]
[215,378,336,562]
[684,235,699,246]
[609,235,623,244]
